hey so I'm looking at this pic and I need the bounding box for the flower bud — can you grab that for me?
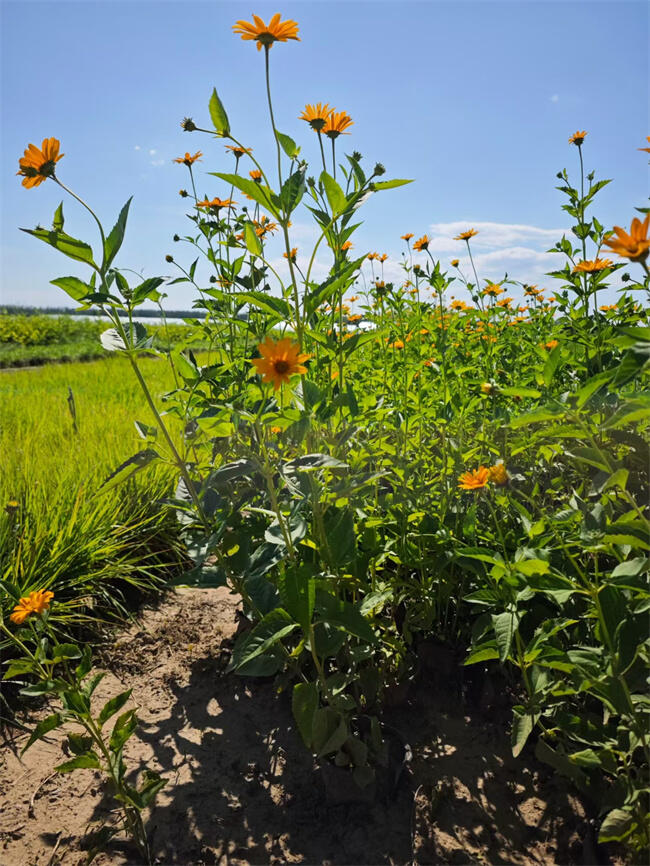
[352,151,362,161]
[173,234,180,242]
[179,189,188,198]
[181,117,197,131]
[374,163,386,176]
[165,254,174,263]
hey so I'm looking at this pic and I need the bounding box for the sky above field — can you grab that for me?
[1,0,648,309]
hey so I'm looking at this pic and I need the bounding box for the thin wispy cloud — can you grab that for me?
[550,94,560,103]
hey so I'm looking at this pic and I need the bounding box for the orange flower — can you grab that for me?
[270,425,283,434]
[451,259,460,267]
[401,233,414,241]
[545,339,559,350]
[378,253,388,262]
[225,144,253,158]
[17,138,64,188]
[496,297,513,308]
[482,284,504,297]
[388,339,405,349]
[173,151,202,166]
[348,295,359,302]
[10,590,54,625]
[458,467,489,491]
[283,247,298,261]
[254,215,278,237]
[480,382,495,394]
[569,130,587,146]
[251,337,310,390]
[600,304,617,312]
[233,13,300,51]
[367,252,377,261]
[488,463,508,486]
[323,111,353,139]
[197,197,236,211]
[572,258,614,273]
[348,314,363,323]
[454,229,478,241]
[413,235,430,252]
[341,241,353,251]
[602,215,650,262]
[299,103,333,132]
[639,136,650,154]
[450,299,467,311]
[249,169,263,182]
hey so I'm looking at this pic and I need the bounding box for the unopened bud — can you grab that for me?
[173,234,180,242]
[374,163,386,176]
[179,189,189,198]
[165,254,174,263]
[181,117,197,132]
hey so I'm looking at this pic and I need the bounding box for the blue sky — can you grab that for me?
[1,0,648,308]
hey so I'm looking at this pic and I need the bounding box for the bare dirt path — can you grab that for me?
[0,588,603,865]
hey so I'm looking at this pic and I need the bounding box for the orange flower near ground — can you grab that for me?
[401,233,414,241]
[10,590,54,625]
[454,229,478,241]
[572,258,614,273]
[173,151,202,166]
[17,138,64,188]
[251,337,310,390]
[483,284,504,297]
[458,467,489,491]
[545,339,559,350]
[232,14,300,50]
[225,144,253,157]
[488,463,508,486]
[569,130,587,146]
[299,103,333,132]
[270,426,283,434]
[323,111,354,139]
[348,314,363,323]
[413,235,430,252]
[602,215,650,262]
[197,197,236,210]
[388,339,405,349]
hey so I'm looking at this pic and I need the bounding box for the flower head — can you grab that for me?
[299,103,333,132]
[225,144,253,158]
[401,233,414,241]
[413,235,430,252]
[572,258,614,273]
[458,467,489,491]
[482,283,504,297]
[233,14,300,51]
[251,337,310,390]
[249,169,263,182]
[283,247,298,261]
[602,215,650,262]
[197,197,236,211]
[17,138,64,188]
[451,259,460,267]
[569,130,587,146]
[454,228,478,241]
[341,241,353,252]
[639,136,650,154]
[173,151,202,166]
[545,339,559,350]
[10,590,54,625]
[488,463,508,486]
[323,111,353,139]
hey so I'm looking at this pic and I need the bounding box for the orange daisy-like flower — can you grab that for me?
[348,314,363,323]
[450,299,467,311]
[251,337,310,390]
[341,241,353,251]
[451,259,460,267]
[197,197,236,211]
[458,467,489,491]
[639,136,650,154]
[232,14,300,51]
[569,130,587,146]
[249,169,263,182]
[323,111,354,139]
[255,215,278,237]
[367,252,377,261]
[299,103,333,132]
[545,339,559,350]
[454,229,478,241]
[10,589,54,625]
[283,247,298,261]
[482,283,504,297]
[401,233,414,241]
[602,215,650,262]
[413,235,430,252]
[173,151,202,166]
[488,463,508,486]
[378,253,388,262]
[388,339,405,349]
[572,258,614,273]
[600,304,617,312]
[496,297,514,308]
[348,295,359,302]
[225,144,253,158]
[17,138,64,189]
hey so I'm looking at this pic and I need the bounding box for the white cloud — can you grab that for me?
[149,148,157,155]
[150,158,165,167]
[134,145,141,151]
[550,94,560,103]
[427,221,566,249]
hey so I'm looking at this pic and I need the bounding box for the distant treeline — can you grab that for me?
[1,306,196,319]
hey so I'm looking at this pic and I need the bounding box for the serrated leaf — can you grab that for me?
[21,713,63,755]
[56,752,101,773]
[371,178,413,190]
[104,197,132,269]
[320,170,346,215]
[22,227,96,267]
[100,449,161,492]
[98,689,132,727]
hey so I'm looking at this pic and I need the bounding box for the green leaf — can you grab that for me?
[52,201,64,231]
[320,170,346,215]
[98,689,132,727]
[51,643,82,663]
[208,87,230,136]
[500,386,542,399]
[278,564,315,633]
[277,131,300,159]
[611,346,650,387]
[514,559,550,576]
[511,705,538,757]
[598,808,635,843]
[3,659,36,679]
[280,168,306,214]
[535,739,589,793]
[67,733,93,755]
[100,449,161,492]
[235,291,291,320]
[109,709,138,752]
[243,222,262,256]
[131,276,164,305]
[371,178,413,191]
[316,591,378,645]
[21,713,63,755]
[138,769,167,806]
[284,453,348,472]
[292,681,319,748]
[211,172,279,215]
[104,197,132,270]
[228,609,299,672]
[21,227,96,267]
[492,610,518,662]
[55,752,101,773]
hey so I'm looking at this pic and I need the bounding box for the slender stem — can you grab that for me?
[264,46,283,190]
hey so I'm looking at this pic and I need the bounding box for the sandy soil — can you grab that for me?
[0,588,611,865]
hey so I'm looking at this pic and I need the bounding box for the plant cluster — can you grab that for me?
[6,12,650,861]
